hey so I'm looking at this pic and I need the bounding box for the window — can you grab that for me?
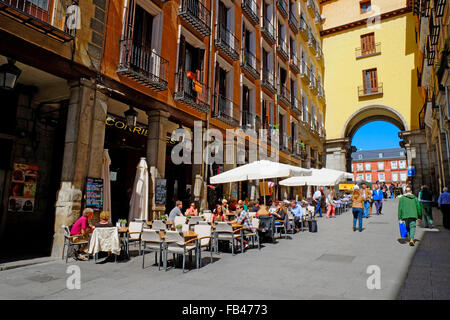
[377,162,384,170]
[378,172,385,182]
[363,68,379,94]
[391,161,398,169]
[400,172,407,181]
[357,174,364,181]
[357,163,363,172]
[360,0,371,14]
[365,163,371,171]
[360,33,375,56]
[399,160,406,169]
[366,173,372,182]
[392,173,398,182]
[378,153,383,158]
[358,154,363,160]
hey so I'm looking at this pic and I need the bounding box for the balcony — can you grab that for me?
[277,38,289,62]
[215,24,240,61]
[261,17,276,45]
[315,43,323,60]
[241,110,257,129]
[289,10,298,34]
[174,72,209,112]
[355,42,381,59]
[317,83,325,101]
[0,0,75,42]
[314,9,322,24]
[117,39,169,91]
[308,32,317,54]
[307,0,317,14]
[241,0,259,25]
[290,95,302,117]
[280,133,290,152]
[278,83,291,106]
[212,94,240,127]
[300,60,309,83]
[309,71,317,93]
[179,0,211,37]
[358,83,383,98]
[299,16,309,41]
[277,0,288,18]
[289,52,300,74]
[262,68,277,94]
[241,49,260,79]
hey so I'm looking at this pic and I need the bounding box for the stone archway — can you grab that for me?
[325,105,408,173]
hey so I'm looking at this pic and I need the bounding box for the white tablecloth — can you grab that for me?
[88,227,121,255]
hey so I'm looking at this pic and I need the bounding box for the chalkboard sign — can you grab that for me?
[85,177,103,210]
[155,178,167,205]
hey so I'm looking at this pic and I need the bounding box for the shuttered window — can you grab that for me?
[361,33,375,56]
[363,68,378,94]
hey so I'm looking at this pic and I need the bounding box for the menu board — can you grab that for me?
[85,177,103,210]
[8,163,39,213]
[155,178,167,205]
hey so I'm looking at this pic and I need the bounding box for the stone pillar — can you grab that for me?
[325,138,351,172]
[147,110,170,220]
[51,78,108,257]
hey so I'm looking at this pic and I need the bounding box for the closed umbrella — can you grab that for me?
[101,149,112,221]
[128,158,149,222]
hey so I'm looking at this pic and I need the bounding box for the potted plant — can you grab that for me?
[176,224,183,232]
[160,215,167,222]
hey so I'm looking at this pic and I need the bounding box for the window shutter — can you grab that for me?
[197,48,205,82]
[371,69,378,92]
[178,34,186,73]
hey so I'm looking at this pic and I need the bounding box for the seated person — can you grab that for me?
[185,202,198,217]
[272,202,287,224]
[70,208,94,261]
[211,204,229,227]
[221,199,230,214]
[95,211,113,228]
[250,200,260,213]
[232,204,251,249]
[168,200,183,222]
[256,205,270,217]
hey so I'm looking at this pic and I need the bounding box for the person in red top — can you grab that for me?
[185,202,198,216]
[70,208,94,261]
[210,204,229,227]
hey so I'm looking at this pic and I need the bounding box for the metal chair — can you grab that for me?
[202,210,212,222]
[194,224,215,267]
[151,220,166,231]
[188,216,203,230]
[214,222,242,255]
[174,216,187,229]
[141,230,164,270]
[62,225,90,263]
[126,221,143,256]
[164,231,198,273]
[245,218,260,249]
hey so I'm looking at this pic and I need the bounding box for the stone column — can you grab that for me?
[325,138,352,172]
[147,110,170,220]
[51,78,108,257]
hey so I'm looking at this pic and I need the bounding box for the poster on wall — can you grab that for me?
[155,179,167,205]
[85,177,104,211]
[8,163,39,213]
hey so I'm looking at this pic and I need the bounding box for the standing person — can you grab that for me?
[438,187,450,229]
[361,183,372,219]
[372,184,384,215]
[351,185,364,232]
[418,185,434,229]
[398,187,422,246]
[369,182,377,215]
[381,182,387,199]
[326,188,336,218]
[168,200,183,222]
[389,184,394,199]
[313,188,323,217]
[402,183,406,195]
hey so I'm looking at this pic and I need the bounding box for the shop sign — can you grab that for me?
[85,177,103,210]
[155,178,167,205]
[407,166,415,177]
[8,163,38,213]
[339,183,355,191]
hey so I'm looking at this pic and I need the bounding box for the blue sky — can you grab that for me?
[351,121,401,151]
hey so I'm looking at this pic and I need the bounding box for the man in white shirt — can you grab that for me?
[313,188,323,217]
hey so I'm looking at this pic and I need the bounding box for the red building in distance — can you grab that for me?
[351,148,408,186]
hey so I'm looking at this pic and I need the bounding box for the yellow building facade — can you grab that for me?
[321,0,427,189]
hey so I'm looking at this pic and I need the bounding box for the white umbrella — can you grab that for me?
[210,160,312,205]
[101,149,112,221]
[279,168,353,187]
[128,158,149,222]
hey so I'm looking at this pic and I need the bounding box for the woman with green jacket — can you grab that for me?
[398,187,422,246]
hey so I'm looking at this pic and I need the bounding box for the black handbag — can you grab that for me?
[309,217,318,233]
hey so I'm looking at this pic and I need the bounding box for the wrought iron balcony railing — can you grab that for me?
[355,42,381,58]
[277,37,289,61]
[290,95,302,116]
[308,32,317,53]
[290,52,300,74]
[117,39,169,91]
[316,42,323,60]
[358,83,383,97]
[289,10,298,34]
[241,49,260,79]
[0,0,75,41]
[280,133,290,152]
[299,15,309,40]
[307,0,317,13]
[278,83,291,106]
[215,24,240,61]
[241,110,257,129]
[179,0,211,37]
[174,72,209,112]
[262,68,276,94]
[277,0,288,18]
[300,60,309,82]
[309,72,318,92]
[241,0,259,25]
[212,94,240,127]
[261,17,276,45]
[315,9,322,24]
